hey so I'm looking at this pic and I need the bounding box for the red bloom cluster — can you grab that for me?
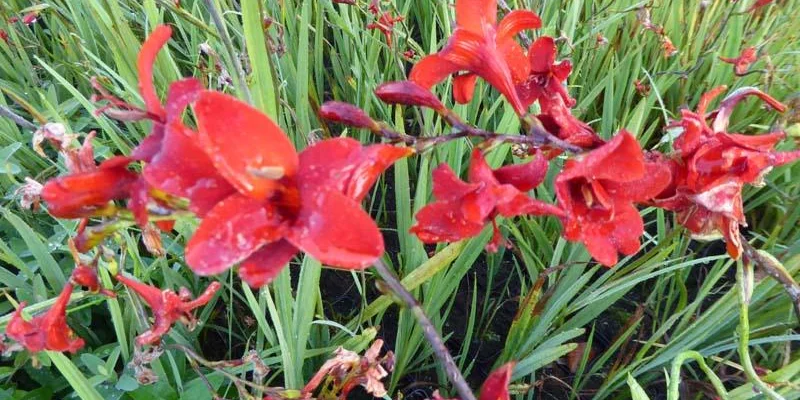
[40,25,411,287]
[408,0,601,149]
[412,149,562,251]
[652,87,798,258]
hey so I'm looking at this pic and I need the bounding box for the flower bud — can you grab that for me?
[319,101,379,130]
[374,81,445,112]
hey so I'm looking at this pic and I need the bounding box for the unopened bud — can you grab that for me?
[319,101,379,131]
[374,81,445,112]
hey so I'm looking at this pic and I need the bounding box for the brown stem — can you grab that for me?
[0,105,37,130]
[372,259,477,400]
[739,234,800,323]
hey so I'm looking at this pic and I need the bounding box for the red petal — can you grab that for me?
[409,54,462,89]
[560,131,644,182]
[144,120,235,216]
[40,284,85,353]
[410,201,486,243]
[498,40,531,83]
[431,163,479,201]
[497,11,541,82]
[288,189,383,268]
[721,131,784,151]
[528,36,557,74]
[165,78,202,122]
[137,25,171,120]
[492,151,548,192]
[479,362,514,400]
[712,87,786,133]
[581,224,619,267]
[114,274,164,310]
[467,149,499,185]
[193,91,299,200]
[455,0,497,33]
[494,187,564,218]
[42,167,137,218]
[131,123,165,162]
[298,138,411,202]
[603,160,672,202]
[453,73,478,104]
[186,194,287,275]
[238,240,298,287]
[6,304,45,353]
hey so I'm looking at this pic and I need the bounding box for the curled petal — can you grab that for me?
[186,194,287,276]
[492,151,548,192]
[137,25,172,120]
[496,10,541,41]
[288,189,383,268]
[6,285,85,353]
[238,240,298,287]
[719,46,757,76]
[375,81,446,111]
[194,91,299,200]
[712,87,786,133]
[318,101,379,130]
[409,54,462,89]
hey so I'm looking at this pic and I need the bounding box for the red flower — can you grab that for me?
[654,87,798,258]
[516,37,602,149]
[41,156,138,218]
[114,274,221,346]
[411,149,562,251]
[409,0,541,114]
[184,92,411,287]
[719,46,757,76]
[6,284,84,354]
[367,11,404,47]
[21,12,39,25]
[556,131,671,266]
[0,29,9,43]
[747,0,775,12]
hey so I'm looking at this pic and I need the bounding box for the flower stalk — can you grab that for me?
[372,259,477,400]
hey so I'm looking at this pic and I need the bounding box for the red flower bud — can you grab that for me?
[374,81,445,112]
[319,101,379,131]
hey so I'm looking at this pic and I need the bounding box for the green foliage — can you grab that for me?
[1,0,799,398]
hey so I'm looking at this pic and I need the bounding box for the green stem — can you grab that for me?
[667,350,728,399]
[736,260,786,400]
[202,0,253,105]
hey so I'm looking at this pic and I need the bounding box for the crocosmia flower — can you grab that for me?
[115,274,221,346]
[478,363,514,400]
[515,37,602,149]
[409,0,541,114]
[556,131,671,266]
[411,149,563,251]
[719,46,757,76]
[367,10,404,47]
[6,284,84,354]
[653,87,799,258]
[184,91,411,287]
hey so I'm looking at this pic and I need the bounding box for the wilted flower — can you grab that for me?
[15,177,43,211]
[302,340,394,399]
[114,274,221,346]
[720,46,757,76]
